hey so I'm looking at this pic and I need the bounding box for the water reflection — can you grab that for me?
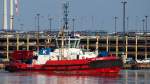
[30,73,120,84]
[123,70,150,84]
[0,70,150,84]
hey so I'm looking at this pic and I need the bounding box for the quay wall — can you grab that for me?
[0,32,150,62]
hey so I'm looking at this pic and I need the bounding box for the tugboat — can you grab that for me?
[5,33,122,74]
[5,29,122,74]
[5,3,122,75]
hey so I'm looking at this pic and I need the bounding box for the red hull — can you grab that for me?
[5,57,122,75]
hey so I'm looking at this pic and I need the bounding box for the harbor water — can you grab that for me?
[0,70,150,84]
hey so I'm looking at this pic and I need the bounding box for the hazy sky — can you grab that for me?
[0,0,150,33]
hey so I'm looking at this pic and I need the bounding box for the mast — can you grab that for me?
[63,2,69,36]
[60,2,69,59]
[62,2,70,48]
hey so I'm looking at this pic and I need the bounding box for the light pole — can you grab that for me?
[126,17,129,33]
[72,18,75,34]
[121,1,127,63]
[145,16,148,59]
[142,19,145,34]
[35,15,37,31]
[145,16,148,34]
[114,16,118,35]
[37,13,40,51]
[37,14,40,33]
[122,1,127,35]
[48,17,52,34]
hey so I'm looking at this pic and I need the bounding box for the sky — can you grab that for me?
[0,0,150,33]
